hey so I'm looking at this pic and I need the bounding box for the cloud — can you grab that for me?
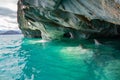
[0,7,16,18]
[0,0,19,31]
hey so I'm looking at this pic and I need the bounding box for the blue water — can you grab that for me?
[0,35,120,80]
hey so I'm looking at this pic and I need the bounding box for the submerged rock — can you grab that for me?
[17,0,120,39]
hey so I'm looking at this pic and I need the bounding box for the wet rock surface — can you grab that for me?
[18,0,120,39]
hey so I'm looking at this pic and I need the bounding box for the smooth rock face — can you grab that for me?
[17,0,120,39]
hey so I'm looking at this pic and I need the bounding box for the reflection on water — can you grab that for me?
[0,35,120,80]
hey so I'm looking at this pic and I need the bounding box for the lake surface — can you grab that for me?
[0,35,120,80]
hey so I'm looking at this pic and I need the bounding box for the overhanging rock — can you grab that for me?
[17,0,120,39]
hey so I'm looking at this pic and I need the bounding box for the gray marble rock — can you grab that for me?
[17,0,120,39]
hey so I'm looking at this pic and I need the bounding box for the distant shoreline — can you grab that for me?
[0,33,22,35]
[0,30,22,35]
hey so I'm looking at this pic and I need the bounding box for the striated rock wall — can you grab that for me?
[17,0,120,39]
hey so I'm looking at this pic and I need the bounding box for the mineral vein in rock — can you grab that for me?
[17,0,120,39]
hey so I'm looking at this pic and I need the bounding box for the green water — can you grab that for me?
[0,35,120,80]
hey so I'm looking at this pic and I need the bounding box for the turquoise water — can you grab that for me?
[0,35,120,80]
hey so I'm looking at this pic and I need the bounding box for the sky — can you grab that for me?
[0,0,19,31]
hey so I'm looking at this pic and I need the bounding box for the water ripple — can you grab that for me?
[0,35,120,80]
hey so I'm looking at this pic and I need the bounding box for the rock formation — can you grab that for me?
[17,0,120,40]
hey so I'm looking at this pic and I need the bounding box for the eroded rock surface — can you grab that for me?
[17,0,120,39]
